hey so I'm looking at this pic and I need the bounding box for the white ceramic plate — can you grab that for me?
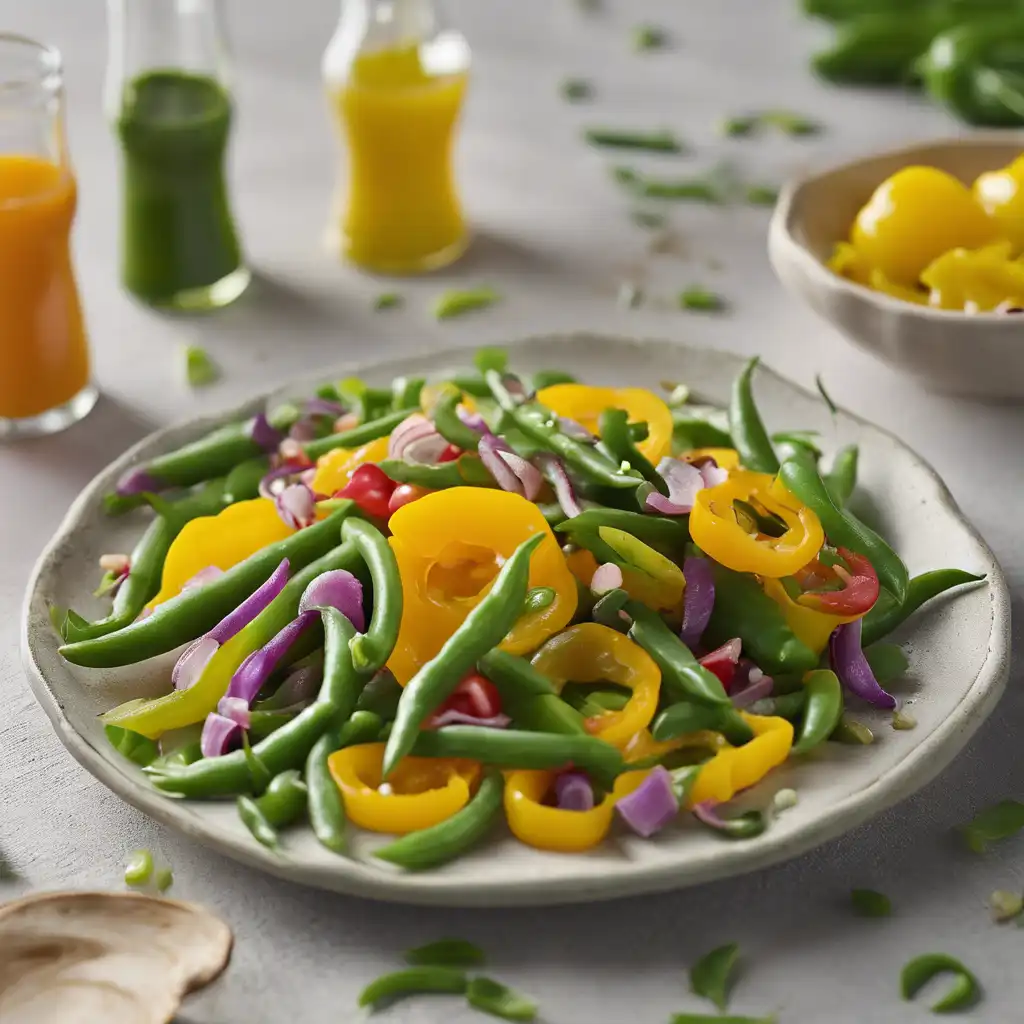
[21,334,1010,907]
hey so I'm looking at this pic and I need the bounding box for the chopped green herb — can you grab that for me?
[901,953,980,1014]
[851,888,891,918]
[637,178,720,202]
[892,709,917,731]
[474,347,508,375]
[124,849,154,887]
[690,942,739,1011]
[746,185,780,206]
[105,724,160,768]
[679,287,726,313]
[618,282,643,309]
[358,967,468,1008]
[720,114,758,137]
[584,128,684,153]
[773,788,798,812]
[466,977,538,1022]
[433,287,501,320]
[815,373,838,415]
[831,717,874,745]
[561,78,591,101]
[374,292,402,310]
[183,344,219,388]
[670,1015,776,1024]
[632,24,667,51]
[405,938,486,967]
[632,209,667,229]
[959,800,1024,853]
[612,165,640,186]
[155,866,174,893]
[763,110,822,136]
[989,889,1023,922]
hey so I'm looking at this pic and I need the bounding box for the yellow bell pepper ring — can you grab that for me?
[328,743,480,834]
[310,435,391,495]
[682,447,741,470]
[688,714,793,807]
[761,577,856,655]
[623,727,726,765]
[535,383,674,464]
[504,769,649,853]
[689,470,824,579]
[531,622,660,749]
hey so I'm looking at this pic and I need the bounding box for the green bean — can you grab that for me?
[478,649,586,734]
[303,407,416,460]
[467,977,539,1022]
[861,569,985,646]
[672,406,733,452]
[104,725,160,767]
[124,849,154,886]
[384,535,543,775]
[679,286,727,311]
[431,385,484,451]
[556,507,689,554]
[584,127,684,152]
[823,444,858,507]
[374,769,504,870]
[342,518,403,675]
[562,685,630,713]
[238,769,308,849]
[247,709,298,740]
[376,456,494,488]
[901,953,980,1013]
[356,671,403,721]
[830,716,874,745]
[598,408,665,490]
[652,701,754,745]
[690,942,739,1013]
[487,371,639,489]
[358,967,468,1008]
[539,502,567,528]
[392,376,426,411]
[523,587,556,614]
[411,726,623,788]
[530,369,577,389]
[433,287,501,320]
[447,373,494,398]
[224,455,271,503]
[624,599,731,707]
[792,670,843,755]
[237,795,279,848]
[336,378,394,422]
[779,451,909,603]
[729,357,779,473]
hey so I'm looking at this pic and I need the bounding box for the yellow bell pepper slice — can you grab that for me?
[530,622,660,749]
[689,470,824,579]
[623,727,726,764]
[536,383,674,463]
[688,713,793,806]
[563,547,681,613]
[386,488,577,684]
[682,447,740,470]
[146,498,293,610]
[761,577,857,654]
[921,242,1024,312]
[310,435,391,495]
[504,768,649,852]
[868,268,928,306]
[328,743,480,834]
[420,383,477,416]
[827,241,873,287]
[974,154,1024,252]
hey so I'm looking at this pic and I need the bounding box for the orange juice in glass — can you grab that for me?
[0,34,94,438]
[323,0,471,273]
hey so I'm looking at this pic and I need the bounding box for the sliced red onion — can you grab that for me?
[300,467,317,487]
[456,407,491,434]
[288,417,319,442]
[181,565,225,592]
[557,416,597,444]
[477,436,545,500]
[116,467,163,497]
[306,397,345,418]
[259,463,301,500]
[432,709,512,729]
[501,373,532,404]
[830,618,896,709]
[275,482,317,530]
[645,458,705,515]
[208,558,290,645]
[389,414,438,460]
[535,453,583,518]
[200,712,241,758]
[731,664,774,708]
[680,556,715,649]
[591,562,624,595]
[555,771,595,811]
[403,433,452,465]
[700,638,742,691]
[250,412,284,452]
[692,800,728,830]
[171,635,221,691]
[298,569,366,632]
[700,462,729,488]
[224,610,318,706]
[478,435,521,491]
[616,766,680,837]
[217,695,252,730]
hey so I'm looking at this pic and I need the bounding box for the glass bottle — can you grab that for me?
[323,0,471,274]
[105,0,249,311]
[0,34,96,439]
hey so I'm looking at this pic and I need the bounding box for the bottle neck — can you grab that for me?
[0,34,68,171]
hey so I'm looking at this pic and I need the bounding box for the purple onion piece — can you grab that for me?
[692,800,728,830]
[456,406,491,434]
[217,695,251,730]
[433,710,512,729]
[389,414,438,460]
[224,610,319,706]
[288,417,319,443]
[680,555,715,649]
[730,665,774,709]
[830,618,896,709]
[258,463,302,500]
[181,565,225,592]
[275,483,317,530]
[645,458,705,515]
[616,766,680,837]
[305,397,345,418]
[700,462,729,487]
[298,569,366,632]
[591,562,624,595]
[172,635,221,691]
[402,433,452,465]
[250,413,284,453]
[496,448,545,501]
[116,467,164,497]
[535,453,583,518]
[556,416,597,444]
[479,435,525,493]
[555,771,595,811]
[208,559,290,645]
[200,713,241,758]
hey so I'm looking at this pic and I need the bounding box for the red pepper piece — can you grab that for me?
[334,463,396,520]
[796,547,879,616]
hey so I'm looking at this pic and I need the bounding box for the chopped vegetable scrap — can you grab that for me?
[61,349,981,869]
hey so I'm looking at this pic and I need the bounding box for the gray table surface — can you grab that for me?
[2,1,1022,1021]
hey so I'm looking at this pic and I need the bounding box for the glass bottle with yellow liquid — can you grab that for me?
[323,0,471,273]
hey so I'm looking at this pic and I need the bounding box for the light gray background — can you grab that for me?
[1,1,1021,1021]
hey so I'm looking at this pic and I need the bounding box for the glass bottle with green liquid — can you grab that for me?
[105,0,249,310]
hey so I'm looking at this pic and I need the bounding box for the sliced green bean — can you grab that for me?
[901,953,980,1013]
[599,407,665,490]
[584,127,683,152]
[861,570,985,646]
[824,444,858,507]
[792,670,843,755]
[466,976,539,1022]
[652,701,753,745]
[690,942,739,1012]
[358,967,468,1008]
[342,518,402,675]
[433,287,501,320]
[303,407,416,460]
[237,795,279,849]
[431,386,485,450]
[392,376,425,411]
[557,508,689,554]
[729,356,779,473]
[377,456,494,488]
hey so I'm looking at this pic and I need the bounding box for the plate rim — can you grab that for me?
[20,332,1012,907]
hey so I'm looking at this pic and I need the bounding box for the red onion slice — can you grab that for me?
[217,695,252,730]
[298,569,366,632]
[496,448,545,501]
[555,771,595,811]
[692,800,728,830]
[224,610,319,706]
[730,664,774,708]
[181,566,225,593]
[432,709,512,729]
[830,618,896,709]
[535,453,583,518]
[250,413,284,453]
[259,464,301,500]
[306,397,345,418]
[275,483,317,530]
[389,414,438,459]
[591,562,624,595]
[402,433,452,465]
[680,555,715,649]
[616,766,680,837]
[200,712,241,758]
[208,559,290,645]
[700,462,729,488]
[645,458,705,515]
[171,635,221,691]
[115,467,163,497]
[456,407,490,435]
[556,416,598,444]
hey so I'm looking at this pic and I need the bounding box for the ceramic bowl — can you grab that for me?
[769,137,1024,400]
[21,334,1010,906]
